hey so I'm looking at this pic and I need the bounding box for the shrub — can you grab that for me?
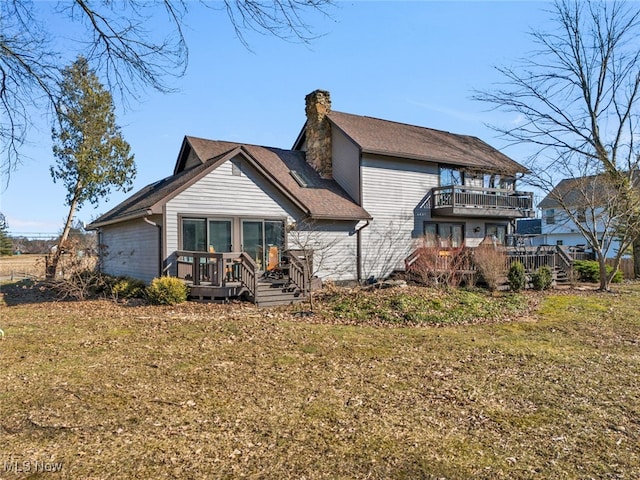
[409,238,469,288]
[111,276,147,300]
[146,276,188,305]
[472,245,507,292]
[531,265,553,291]
[52,268,109,300]
[508,262,527,292]
[573,260,623,283]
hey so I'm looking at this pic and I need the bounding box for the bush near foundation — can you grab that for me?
[146,276,188,305]
[111,276,147,300]
[573,260,623,283]
[531,266,553,291]
[508,262,527,292]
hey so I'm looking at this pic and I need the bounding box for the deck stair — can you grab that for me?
[175,249,310,307]
[254,279,306,307]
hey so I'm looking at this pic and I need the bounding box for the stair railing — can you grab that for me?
[286,252,308,297]
[238,252,257,300]
[554,245,574,278]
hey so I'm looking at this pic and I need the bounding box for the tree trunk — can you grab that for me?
[633,237,640,279]
[48,195,80,279]
[598,257,610,291]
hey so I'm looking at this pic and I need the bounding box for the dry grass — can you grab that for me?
[0,255,46,279]
[0,282,639,479]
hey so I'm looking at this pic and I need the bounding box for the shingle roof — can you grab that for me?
[89,136,370,228]
[327,111,528,175]
[537,174,614,209]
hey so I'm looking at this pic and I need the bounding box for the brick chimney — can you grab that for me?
[304,89,332,178]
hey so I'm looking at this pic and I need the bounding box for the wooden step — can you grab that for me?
[254,281,307,307]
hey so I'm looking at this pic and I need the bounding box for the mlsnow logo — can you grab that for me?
[3,455,64,474]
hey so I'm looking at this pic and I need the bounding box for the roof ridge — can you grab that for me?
[328,110,468,139]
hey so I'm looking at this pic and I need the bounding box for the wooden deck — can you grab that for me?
[175,250,310,306]
[405,244,594,286]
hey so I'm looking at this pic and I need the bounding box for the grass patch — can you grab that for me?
[0,283,639,478]
[317,286,530,326]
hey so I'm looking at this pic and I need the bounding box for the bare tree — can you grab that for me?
[475,0,640,290]
[359,219,414,283]
[0,0,333,179]
[287,218,354,311]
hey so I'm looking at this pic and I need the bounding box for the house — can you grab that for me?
[89,90,534,301]
[537,174,627,257]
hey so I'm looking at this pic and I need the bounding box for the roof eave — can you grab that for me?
[87,209,154,230]
[309,212,372,222]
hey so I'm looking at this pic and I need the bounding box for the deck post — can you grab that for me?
[193,254,201,286]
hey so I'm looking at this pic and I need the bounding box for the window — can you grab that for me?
[439,167,463,186]
[242,219,285,270]
[423,222,464,247]
[464,172,483,188]
[576,207,586,223]
[182,218,232,252]
[182,218,206,251]
[545,209,555,225]
[208,220,232,252]
[486,224,507,245]
[499,177,515,191]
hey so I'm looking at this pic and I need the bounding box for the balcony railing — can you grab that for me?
[431,185,534,218]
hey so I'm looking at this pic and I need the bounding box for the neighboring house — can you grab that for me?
[89,90,534,286]
[537,175,626,256]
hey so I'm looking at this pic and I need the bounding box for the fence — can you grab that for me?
[607,258,634,279]
[0,254,98,280]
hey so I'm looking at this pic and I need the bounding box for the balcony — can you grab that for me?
[431,185,534,218]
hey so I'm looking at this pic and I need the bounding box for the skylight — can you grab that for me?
[290,170,311,188]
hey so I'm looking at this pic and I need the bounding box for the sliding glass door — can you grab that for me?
[242,220,285,271]
[208,220,232,252]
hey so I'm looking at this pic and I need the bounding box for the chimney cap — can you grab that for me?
[305,89,331,101]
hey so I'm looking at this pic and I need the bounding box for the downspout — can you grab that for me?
[144,216,163,278]
[355,220,370,284]
[96,229,103,273]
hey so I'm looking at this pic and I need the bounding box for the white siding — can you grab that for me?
[331,127,361,203]
[100,216,161,283]
[360,155,439,279]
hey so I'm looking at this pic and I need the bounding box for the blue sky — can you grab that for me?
[1,1,552,235]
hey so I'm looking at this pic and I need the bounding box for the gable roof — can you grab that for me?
[308,111,528,175]
[89,136,370,228]
[537,173,623,209]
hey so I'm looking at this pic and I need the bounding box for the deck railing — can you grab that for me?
[431,185,534,213]
[175,251,257,297]
[286,251,308,296]
[406,244,585,278]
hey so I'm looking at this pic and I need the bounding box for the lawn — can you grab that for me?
[0,282,638,479]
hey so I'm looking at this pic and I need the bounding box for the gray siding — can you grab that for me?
[164,156,358,281]
[360,155,439,279]
[100,216,161,283]
[288,220,358,281]
[331,127,361,203]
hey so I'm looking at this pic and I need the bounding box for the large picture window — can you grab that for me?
[423,222,465,247]
[182,218,232,252]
